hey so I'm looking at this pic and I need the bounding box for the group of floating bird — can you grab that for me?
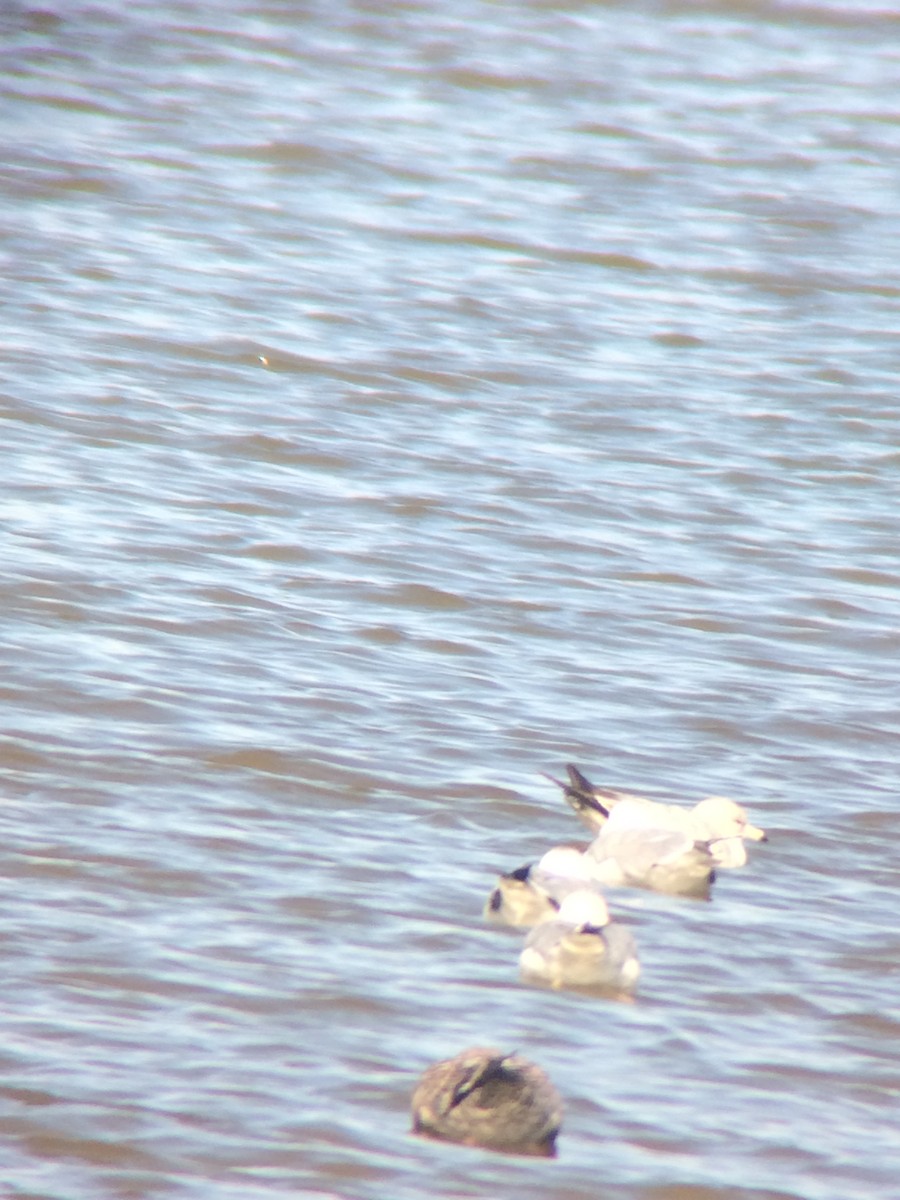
[411,764,768,1156]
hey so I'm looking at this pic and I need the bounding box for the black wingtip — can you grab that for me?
[558,764,610,820]
[565,763,596,791]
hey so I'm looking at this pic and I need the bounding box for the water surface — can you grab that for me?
[2,2,899,1198]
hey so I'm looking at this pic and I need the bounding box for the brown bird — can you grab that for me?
[411,1046,563,1157]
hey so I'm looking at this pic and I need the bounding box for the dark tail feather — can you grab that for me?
[543,764,611,821]
[566,763,597,794]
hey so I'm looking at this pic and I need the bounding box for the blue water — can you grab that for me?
[1,2,899,1197]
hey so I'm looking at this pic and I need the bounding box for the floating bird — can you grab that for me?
[411,1046,563,1157]
[549,764,767,867]
[483,863,560,928]
[483,845,596,928]
[519,890,640,993]
[584,813,717,899]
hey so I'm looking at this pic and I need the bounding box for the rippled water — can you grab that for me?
[2,1,899,1197]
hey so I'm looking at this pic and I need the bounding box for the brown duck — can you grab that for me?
[411,1046,563,1157]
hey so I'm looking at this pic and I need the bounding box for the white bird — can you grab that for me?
[584,811,717,899]
[519,890,640,993]
[484,845,599,928]
[483,863,560,928]
[550,764,767,868]
[411,1046,563,1157]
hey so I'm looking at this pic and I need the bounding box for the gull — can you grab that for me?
[584,809,717,899]
[519,890,640,993]
[484,863,560,928]
[549,763,767,868]
[484,844,598,928]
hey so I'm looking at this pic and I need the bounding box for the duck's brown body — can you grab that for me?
[411,1046,562,1157]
